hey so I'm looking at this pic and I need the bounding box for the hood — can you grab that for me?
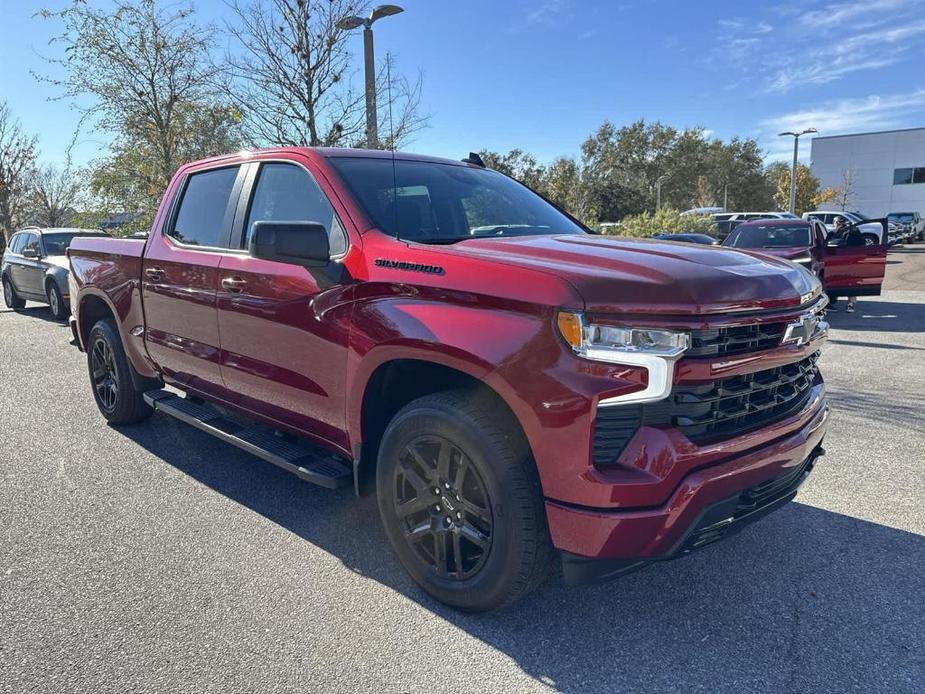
[445,235,820,315]
[743,246,810,261]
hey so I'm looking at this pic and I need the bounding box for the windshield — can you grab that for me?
[725,224,812,248]
[890,213,914,222]
[42,232,105,255]
[328,157,586,243]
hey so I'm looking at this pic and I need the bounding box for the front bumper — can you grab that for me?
[548,395,829,584]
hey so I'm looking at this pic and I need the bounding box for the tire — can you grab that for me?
[86,319,152,424]
[3,276,25,309]
[46,281,67,322]
[862,233,878,246]
[376,389,553,611]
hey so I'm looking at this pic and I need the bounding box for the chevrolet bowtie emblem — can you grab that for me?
[781,314,820,346]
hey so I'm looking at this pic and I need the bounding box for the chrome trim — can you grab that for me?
[596,350,685,407]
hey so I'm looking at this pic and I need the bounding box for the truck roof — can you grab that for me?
[182,147,473,171]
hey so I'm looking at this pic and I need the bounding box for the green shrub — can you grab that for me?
[599,208,717,238]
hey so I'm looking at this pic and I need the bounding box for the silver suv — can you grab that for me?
[2,227,108,321]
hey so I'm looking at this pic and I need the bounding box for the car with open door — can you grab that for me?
[2,227,108,320]
[722,218,887,300]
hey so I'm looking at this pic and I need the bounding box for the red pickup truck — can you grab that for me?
[68,148,830,611]
[722,218,887,299]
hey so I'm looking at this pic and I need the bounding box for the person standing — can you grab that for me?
[828,216,864,313]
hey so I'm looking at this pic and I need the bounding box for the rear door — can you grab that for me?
[142,164,245,398]
[18,232,45,297]
[822,220,887,297]
[215,158,353,447]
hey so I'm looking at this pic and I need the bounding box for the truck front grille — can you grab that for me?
[591,353,821,465]
[687,322,788,357]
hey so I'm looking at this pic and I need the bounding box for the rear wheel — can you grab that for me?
[3,276,25,309]
[376,390,552,611]
[46,282,67,322]
[87,320,152,424]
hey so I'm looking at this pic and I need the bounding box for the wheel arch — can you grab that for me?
[353,356,534,496]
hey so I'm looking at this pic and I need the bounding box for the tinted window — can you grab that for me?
[915,168,925,184]
[22,233,40,255]
[41,232,104,256]
[894,168,914,185]
[169,166,239,247]
[725,224,812,248]
[244,163,346,255]
[329,157,586,242]
[8,234,24,253]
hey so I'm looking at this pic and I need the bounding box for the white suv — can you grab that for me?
[802,211,884,245]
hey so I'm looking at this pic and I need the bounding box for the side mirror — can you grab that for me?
[22,247,39,259]
[249,221,330,267]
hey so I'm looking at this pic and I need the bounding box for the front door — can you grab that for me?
[216,159,353,449]
[142,164,243,398]
[822,242,887,297]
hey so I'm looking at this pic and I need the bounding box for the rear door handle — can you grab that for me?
[221,276,247,293]
[144,267,164,281]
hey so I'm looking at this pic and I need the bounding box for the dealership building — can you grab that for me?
[809,126,925,218]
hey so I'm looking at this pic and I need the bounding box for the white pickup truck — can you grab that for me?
[802,211,885,245]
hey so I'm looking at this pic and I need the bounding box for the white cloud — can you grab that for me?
[759,90,925,159]
[713,0,925,93]
[795,0,905,29]
[526,0,567,25]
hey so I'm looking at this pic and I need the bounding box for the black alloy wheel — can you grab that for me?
[393,434,493,580]
[91,335,119,412]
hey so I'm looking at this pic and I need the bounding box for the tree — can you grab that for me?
[0,102,37,250]
[767,162,822,215]
[29,164,84,228]
[478,149,546,191]
[602,208,716,238]
[833,167,857,211]
[223,0,427,148]
[543,156,598,226]
[38,0,237,227]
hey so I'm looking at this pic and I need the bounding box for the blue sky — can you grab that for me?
[2,0,924,168]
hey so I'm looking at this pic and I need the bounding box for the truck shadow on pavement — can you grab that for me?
[123,414,925,694]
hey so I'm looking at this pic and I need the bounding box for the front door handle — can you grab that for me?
[144,267,164,281]
[221,276,247,293]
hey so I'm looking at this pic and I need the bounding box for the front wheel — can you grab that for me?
[46,282,67,322]
[376,390,553,611]
[862,233,878,246]
[3,276,25,309]
[86,320,152,424]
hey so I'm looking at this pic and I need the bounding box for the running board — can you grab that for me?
[143,390,352,489]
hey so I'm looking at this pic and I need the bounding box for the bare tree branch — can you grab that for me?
[0,102,38,248]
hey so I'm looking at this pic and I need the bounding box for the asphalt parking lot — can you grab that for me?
[1,247,923,694]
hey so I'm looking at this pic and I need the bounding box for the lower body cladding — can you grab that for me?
[548,391,829,585]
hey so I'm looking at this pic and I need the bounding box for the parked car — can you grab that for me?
[69,147,832,611]
[802,211,884,245]
[888,212,924,242]
[652,232,718,245]
[2,227,108,320]
[722,218,887,299]
[712,212,799,238]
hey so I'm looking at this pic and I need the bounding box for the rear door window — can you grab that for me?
[243,163,347,256]
[8,233,24,253]
[168,166,240,248]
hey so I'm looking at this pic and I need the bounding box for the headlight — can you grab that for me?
[792,255,813,265]
[556,312,690,406]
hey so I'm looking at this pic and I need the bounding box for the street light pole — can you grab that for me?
[778,128,817,214]
[363,26,377,149]
[656,174,669,210]
[337,5,405,149]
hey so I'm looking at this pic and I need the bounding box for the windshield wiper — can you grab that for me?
[412,237,472,245]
